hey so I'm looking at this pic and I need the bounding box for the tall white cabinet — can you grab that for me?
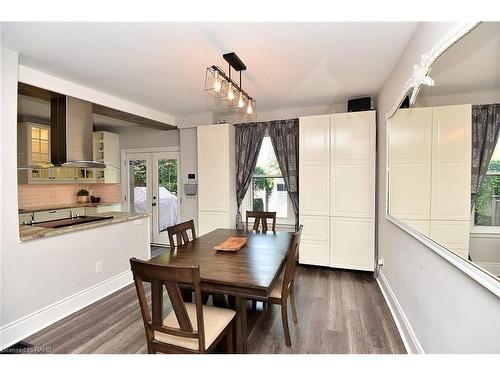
[389,104,471,258]
[197,123,237,236]
[299,111,376,271]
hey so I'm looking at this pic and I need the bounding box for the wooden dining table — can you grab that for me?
[148,228,293,353]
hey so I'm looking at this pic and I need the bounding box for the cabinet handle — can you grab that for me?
[49,210,57,213]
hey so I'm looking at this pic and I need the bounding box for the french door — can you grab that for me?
[124,151,180,246]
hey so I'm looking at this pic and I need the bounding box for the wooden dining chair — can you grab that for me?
[167,219,227,308]
[268,225,303,347]
[246,211,276,232]
[130,258,235,354]
[167,219,196,249]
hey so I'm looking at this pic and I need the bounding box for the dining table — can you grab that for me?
[148,228,293,353]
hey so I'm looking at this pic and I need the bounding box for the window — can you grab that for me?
[251,136,289,218]
[474,139,500,227]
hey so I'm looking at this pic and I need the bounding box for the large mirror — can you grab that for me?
[387,22,500,282]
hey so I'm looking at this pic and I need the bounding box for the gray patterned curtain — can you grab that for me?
[234,122,267,229]
[471,104,500,208]
[268,119,300,229]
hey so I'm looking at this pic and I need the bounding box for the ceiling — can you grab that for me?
[2,22,418,117]
[418,22,500,102]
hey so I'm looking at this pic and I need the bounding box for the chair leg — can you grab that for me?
[290,284,298,324]
[281,301,292,347]
[252,300,257,312]
[226,323,234,354]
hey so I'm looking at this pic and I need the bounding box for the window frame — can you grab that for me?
[470,139,500,235]
[242,134,295,227]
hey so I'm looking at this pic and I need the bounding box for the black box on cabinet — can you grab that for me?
[347,97,372,112]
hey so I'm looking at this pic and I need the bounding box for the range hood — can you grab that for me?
[50,96,106,169]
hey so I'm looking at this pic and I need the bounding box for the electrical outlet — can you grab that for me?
[95,261,103,274]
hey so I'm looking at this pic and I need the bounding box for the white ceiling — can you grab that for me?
[2,22,417,117]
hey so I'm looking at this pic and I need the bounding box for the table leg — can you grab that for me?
[235,296,247,353]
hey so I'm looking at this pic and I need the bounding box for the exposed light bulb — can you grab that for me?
[227,82,235,101]
[246,100,253,115]
[214,70,221,92]
[238,91,244,108]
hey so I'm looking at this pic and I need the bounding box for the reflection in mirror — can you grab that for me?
[388,22,500,281]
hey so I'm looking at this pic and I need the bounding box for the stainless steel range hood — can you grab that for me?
[50,96,106,169]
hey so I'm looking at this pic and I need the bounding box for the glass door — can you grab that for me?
[125,153,152,218]
[152,152,180,244]
[124,151,180,246]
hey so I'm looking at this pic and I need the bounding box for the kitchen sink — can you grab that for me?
[29,215,114,229]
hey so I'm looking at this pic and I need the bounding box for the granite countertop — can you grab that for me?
[19,212,150,242]
[18,202,122,214]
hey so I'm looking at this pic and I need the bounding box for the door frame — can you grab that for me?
[121,147,181,246]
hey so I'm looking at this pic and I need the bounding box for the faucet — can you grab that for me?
[22,212,35,226]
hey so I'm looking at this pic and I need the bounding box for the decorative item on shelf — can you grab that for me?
[204,52,256,118]
[90,196,101,203]
[77,189,89,204]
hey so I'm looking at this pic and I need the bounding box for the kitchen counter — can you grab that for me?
[19,211,150,242]
[18,202,122,213]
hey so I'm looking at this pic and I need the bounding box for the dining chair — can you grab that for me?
[246,211,276,232]
[166,219,196,249]
[246,211,277,311]
[166,219,227,308]
[268,225,303,347]
[130,258,235,354]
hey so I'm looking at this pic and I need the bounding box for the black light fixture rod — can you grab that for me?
[211,65,252,101]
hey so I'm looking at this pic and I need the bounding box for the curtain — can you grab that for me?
[268,119,300,229]
[471,104,500,208]
[234,122,267,229]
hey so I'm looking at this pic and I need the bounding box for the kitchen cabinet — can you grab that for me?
[93,131,120,184]
[85,204,122,215]
[33,207,86,222]
[197,123,237,236]
[388,104,471,258]
[299,111,376,271]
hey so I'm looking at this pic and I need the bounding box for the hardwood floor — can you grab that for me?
[22,246,405,354]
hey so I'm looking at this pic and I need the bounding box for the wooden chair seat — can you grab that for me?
[155,303,236,351]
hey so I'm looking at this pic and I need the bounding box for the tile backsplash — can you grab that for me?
[18,183,122,209]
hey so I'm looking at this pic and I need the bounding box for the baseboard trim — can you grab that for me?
[0,270,133,350]
[376,270,424,354]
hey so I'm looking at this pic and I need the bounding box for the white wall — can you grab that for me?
[179,128,199,231]
[0,46,151,350]
[94,124,180,149]
[376,23,500,353]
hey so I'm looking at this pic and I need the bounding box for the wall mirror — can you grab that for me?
[387,22,500,283]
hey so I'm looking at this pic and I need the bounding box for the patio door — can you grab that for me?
[124,150,180,246]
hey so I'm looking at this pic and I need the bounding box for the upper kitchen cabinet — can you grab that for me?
[17,122,52,184]
[93,131,120,183]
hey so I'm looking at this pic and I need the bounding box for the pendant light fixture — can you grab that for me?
[204,52,256,116]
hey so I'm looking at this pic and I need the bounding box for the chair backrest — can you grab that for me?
[281,225,303,298]
[167,219,196,249]
[130,258,205,352]
[246,211,276,232]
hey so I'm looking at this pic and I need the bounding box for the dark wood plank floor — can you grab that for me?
[22,246,405,354]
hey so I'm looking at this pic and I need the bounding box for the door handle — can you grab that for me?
[152,203,157,206]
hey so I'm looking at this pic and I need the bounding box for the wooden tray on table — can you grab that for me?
[214,237,248,252]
